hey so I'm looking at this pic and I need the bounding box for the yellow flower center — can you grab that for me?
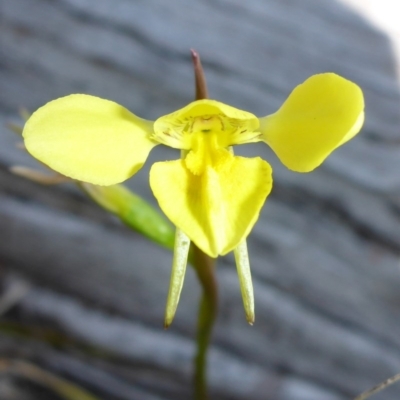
[152,100,261,151]
[184,115,231,176]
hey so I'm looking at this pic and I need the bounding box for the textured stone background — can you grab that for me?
[1,0,400,399]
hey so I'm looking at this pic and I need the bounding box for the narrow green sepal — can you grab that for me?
[164,229,191,328]
[234,239,255,324]
[79,183,175,250]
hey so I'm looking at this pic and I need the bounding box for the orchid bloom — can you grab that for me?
[22,73,364,324]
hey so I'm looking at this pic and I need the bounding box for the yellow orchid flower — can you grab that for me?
[22,73,364,324]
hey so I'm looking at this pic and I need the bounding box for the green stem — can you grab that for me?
[191,245,217,400]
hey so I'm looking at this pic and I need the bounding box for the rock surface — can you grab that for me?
[0,0,400,399]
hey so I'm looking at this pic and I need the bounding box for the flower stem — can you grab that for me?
[190,49,217,400]
[191,245,217,400]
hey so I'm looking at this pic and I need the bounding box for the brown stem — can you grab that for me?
[191,49,209,100]
[354,373,400,400]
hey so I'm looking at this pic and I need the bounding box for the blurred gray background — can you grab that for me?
[1,0,400,399]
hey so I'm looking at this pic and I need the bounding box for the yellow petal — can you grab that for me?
[259,73,364,172]
[149,152,272,257]
[23,94,157,185]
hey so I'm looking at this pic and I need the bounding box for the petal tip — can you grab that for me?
[247,316,255,326]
